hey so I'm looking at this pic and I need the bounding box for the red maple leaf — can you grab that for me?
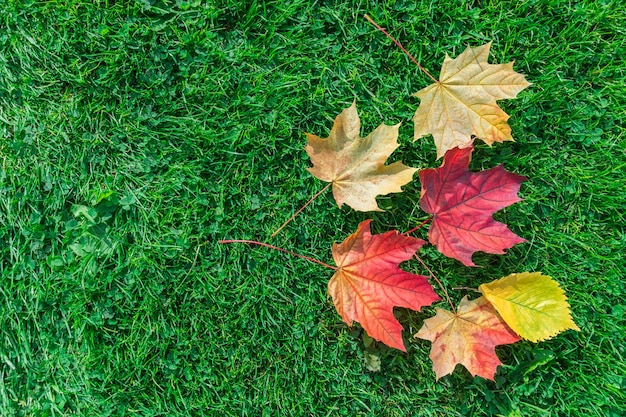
[419,145,526,266]
[329,220,440,351]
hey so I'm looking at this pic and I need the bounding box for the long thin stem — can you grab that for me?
[364,14,438,83]
[414,254,456,314]
[219,239,338,271]
[271,182,332,237]
[403,216,432,235]
[452,286,480,293]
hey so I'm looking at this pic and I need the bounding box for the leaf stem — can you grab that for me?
[219,239,338,271]
[403,216,432,235]
[414,254,456,314]
[271,182,332,237]
[364,14,438,83]
[452,286,480,293]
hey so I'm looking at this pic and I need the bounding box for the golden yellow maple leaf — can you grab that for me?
[306,102,418,212]
[412,42,530,158]
[479,272,580,343]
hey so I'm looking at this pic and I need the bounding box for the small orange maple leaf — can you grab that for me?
[415,296,520,380]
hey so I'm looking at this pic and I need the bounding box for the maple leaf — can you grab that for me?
[419,145,526,266]
[479,272,580,342]
[415,296,520,380]
[306,102,418,212]
[328,219,440,351]
[412,42,530,159]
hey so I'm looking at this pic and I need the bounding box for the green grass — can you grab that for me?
[1,0,624,415]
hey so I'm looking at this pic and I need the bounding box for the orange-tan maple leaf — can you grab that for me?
[306,102,418,211]
[412,42,530,158]
[415,296,520,380]
[329,220,439,351]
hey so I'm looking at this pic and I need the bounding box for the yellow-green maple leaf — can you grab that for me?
[479,272,580,342]
[412,42,530,159]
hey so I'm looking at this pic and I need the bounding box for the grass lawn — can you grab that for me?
[1,0,624,415]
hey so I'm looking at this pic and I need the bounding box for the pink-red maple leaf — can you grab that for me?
[328,220,440,351]
[419,145,526,266]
